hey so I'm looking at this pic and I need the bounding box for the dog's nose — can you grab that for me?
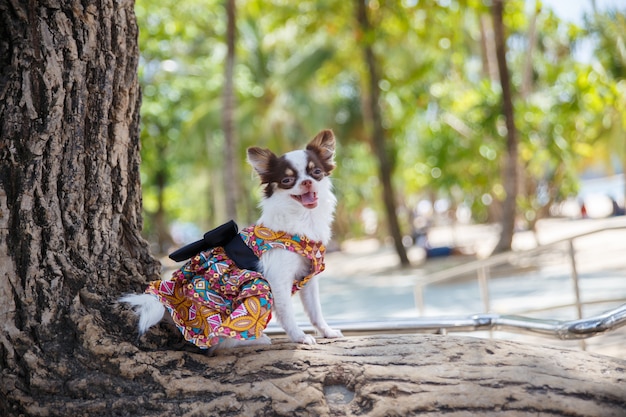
[301,179,312,188]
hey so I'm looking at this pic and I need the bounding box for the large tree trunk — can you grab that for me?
[491,0,519,254]
[0,0,160,414]
[354,0,409,266]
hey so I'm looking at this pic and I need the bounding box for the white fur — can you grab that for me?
[120,134,342,349]
[257,150,336,244]
[255,149,341,344]
[119,293,165,335]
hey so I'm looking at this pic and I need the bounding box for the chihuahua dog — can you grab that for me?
[121,129,342,349]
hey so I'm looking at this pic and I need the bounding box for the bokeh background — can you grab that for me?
[135,0,625,257]
[135,0,626,357]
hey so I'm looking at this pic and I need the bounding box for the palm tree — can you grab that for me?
[491,0,518,254]
[222,0,241,219]
[354,0,410,266]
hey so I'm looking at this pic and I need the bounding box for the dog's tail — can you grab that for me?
[119,294,165,335]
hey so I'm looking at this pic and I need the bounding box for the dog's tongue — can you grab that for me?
[301,192,316,205]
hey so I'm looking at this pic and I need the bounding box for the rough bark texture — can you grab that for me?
[0,0,160,414]
[6,333,626,417]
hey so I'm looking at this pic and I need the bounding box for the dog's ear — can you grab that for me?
[306,129,335,172]
[247,147,276,180]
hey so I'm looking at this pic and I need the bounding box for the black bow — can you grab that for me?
[168,220,260,272]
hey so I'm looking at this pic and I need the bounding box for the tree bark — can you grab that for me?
[0,0,160,414]
[491,0,519,254]
[354,0,410,266]
[5,333,626,416]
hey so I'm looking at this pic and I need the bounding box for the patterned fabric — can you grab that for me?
[144,224,326,349]
[240,224,326,293]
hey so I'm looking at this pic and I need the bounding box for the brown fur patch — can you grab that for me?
[306,129,336,173]
[248,129,336,198]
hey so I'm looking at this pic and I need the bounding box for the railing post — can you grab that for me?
[568,238,586,350]
[477,265,492,338]
[477,265,491,313]
[414,285,425,316]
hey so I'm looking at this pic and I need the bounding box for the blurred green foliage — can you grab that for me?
[136,0,626,250]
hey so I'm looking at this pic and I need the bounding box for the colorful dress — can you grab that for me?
[145,224,326,349]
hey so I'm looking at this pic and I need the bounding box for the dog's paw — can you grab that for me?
[323,328,343,339]
[255,334,272,345]
[292,333,317,345]
[301,334,317,345]
[216,334,272,350]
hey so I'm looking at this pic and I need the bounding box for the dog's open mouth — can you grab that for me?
[292,191,318,209]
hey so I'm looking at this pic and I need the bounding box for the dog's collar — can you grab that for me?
[240,224,326,293]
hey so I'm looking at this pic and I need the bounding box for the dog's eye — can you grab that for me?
[310,167,324,179]
[281,177,295,186]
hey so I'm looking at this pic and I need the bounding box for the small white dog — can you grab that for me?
[121,129,342,349]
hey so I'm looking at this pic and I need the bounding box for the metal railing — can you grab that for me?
[265,303,626,339]
[414,223,626,321]
[267,222,626,350]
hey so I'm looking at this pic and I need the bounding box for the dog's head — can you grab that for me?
[247,129,335,211]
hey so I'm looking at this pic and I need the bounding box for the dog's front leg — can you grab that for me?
[299,277,343,339]
[269,279,316,345]
[262,253,316,345]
